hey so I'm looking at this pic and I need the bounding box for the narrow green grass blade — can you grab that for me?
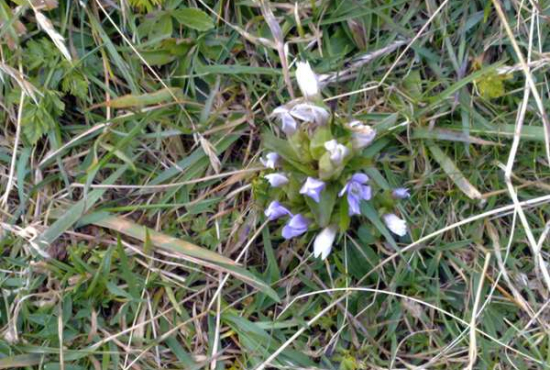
[34,165,128,249]
[361,202,399,252]
[196,64,282,76]
[444,123,547,142]
[427,142,483,200]
[84,213,280,302]
[0,354,43,369]
[412,128,499,145]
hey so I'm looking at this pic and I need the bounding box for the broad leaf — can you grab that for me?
[172,8,214,31]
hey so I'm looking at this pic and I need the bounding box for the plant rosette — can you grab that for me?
[255,61,409,260]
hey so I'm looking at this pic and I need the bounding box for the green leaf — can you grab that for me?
[361,202,399,252]
[94,87,184,109]
[34,165,129,249]
[195,64,282,76]
[82,213,280,302]
[427,142,483,201]
[262,132,315,176]
[0,354,43,369]
[138,39,192,66]
[309,127,332,160]
[22,91,64,144]
[412,128,499,145]
[61,69,89,100]
[172,8,214,31]
[338,197,350,232]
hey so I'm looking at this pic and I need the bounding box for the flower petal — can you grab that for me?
[383,213,407,236]
[313,225,337,260]
[360,185,372,201]
[351,173,369,184]
[260,152,279,169]
[264,201,292,221]
[392,188,410,199]
[296,61,320,98]
[299,177,326,203]
[282,214,309,239]
[290,103,329,126]
[265,173,289,187]
[347,193,362,215]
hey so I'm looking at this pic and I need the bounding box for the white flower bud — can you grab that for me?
[313,225,337,260]
[324,140,350,165]
[383,213,407,236]
[296,61,320,98]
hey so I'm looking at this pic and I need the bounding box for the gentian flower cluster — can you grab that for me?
[258,61,409,260]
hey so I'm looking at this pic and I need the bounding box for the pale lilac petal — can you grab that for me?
[282,214,309,239]
[272,106,288,115]
[324,140,349,165]
[347,194,362,215]
[341,173,371,215]
[264,201,292,221]
[260,152,279,169]
[290,103,329,126]
[272,106,298,134]
[351,173,369,184]
[348,121,376,149]
[360,185,372,201]
[299,177,326,203]
[281,113,297,134]
[392,188,410,199]
[264,173,289,187]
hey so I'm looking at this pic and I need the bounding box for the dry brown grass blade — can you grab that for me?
[491,0,550,167]
[33,10,71,61]
[258,0,295,98]
[427,143,484,202]
[0,63,40,102]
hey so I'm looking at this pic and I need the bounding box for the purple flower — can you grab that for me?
[348,120,376,149]
[264,173,289,187]
[260,152,279,169]
[324,140,349,165]
[290,103,329,126]
[282,214,309,239]
[272,106,298,134]
[299,177,326,203]
[264,201,292,221]
[392,188,410,199]
[339,173,372,215]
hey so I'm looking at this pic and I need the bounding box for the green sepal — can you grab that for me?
[309,127,333,160]
[319,152,345,180]
[289,130,313,164]
[262,132,315,175]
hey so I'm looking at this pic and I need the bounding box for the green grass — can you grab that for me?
[2,0,550,369]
